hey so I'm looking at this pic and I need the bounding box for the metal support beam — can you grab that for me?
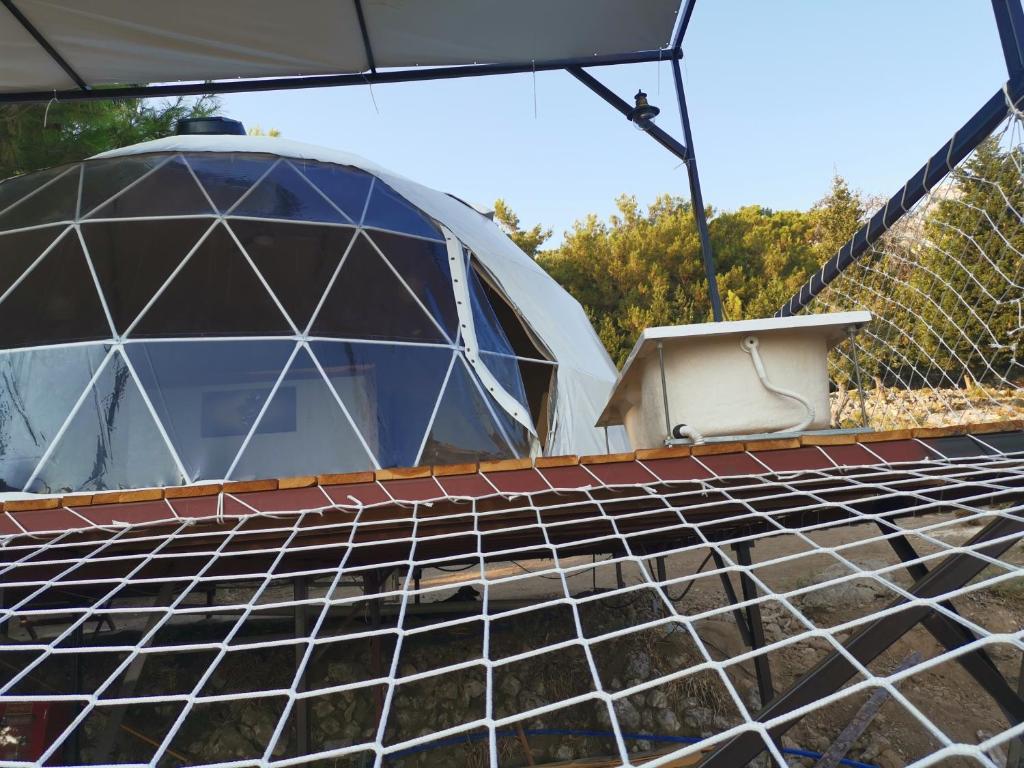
[293,576,311,756]
[0,48,678,105]
[367,570,385,721]
[698,510,1024,767]
[95,582,175,762]
[673,0,699,52]
[777,73,1024,318]
[1,0,88,91]
[672,55,722,321]
[353,0,377,74]
[710,550,753,647]
[733,542,775,707]
[566,66,690,165]
[66,624,84,764]
[1008,657,1024,768]
[993,0,1024,78]
[879,524,1024,725]
[655,556,668,583]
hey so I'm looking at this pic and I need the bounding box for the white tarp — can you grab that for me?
[95,135,630,456]
[1,0,679,93]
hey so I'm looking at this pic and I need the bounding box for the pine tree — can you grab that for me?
[0,96,220,180]
[912,138,1024,385]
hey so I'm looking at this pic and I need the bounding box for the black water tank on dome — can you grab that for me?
[175,116,246,136]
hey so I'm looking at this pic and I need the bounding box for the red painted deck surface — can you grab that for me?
[0,423,1019,549]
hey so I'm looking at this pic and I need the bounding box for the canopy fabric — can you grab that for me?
[0,0,679,94]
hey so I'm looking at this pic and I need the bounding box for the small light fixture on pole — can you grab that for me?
[627,89,660,129]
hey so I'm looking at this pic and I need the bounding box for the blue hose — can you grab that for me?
[386,726,879,768]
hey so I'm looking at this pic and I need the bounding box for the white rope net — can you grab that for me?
[0,435,1021,767]
[803,107,1024,432]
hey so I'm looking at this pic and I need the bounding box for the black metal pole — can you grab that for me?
[67,624,84,764]
[293,576,310,755]
[566,66,691,165]
[673,0,699,52]
[710,550,753,647]
[993,0,1024,77]
[672,56,723,321]
[733,542,775,707]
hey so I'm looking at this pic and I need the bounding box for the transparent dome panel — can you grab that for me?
[29,352,183,494]
[468,267,532,417]
[0,228,112,349]
[419,357,514,466]
[128,224,293,338]
[468,268,516,358]
[363,181,442,240]
[80,155,165,218]
[484,383,533,457]
[125,340,295,482]
[83,219,212,334]
[230,162,348,223]
[185,153,275,213]
[229,347,374,479]
[368,230,459,338]
[0,344,109,492]
[295,161,374,223]
[0,165,69,219]
[312,341,453,468]
[230,220,355,331]
[310,233,447,343]
[479,351,530,416]
[0,225,66,299]
[87,157,214,219]
[0,165,80,233]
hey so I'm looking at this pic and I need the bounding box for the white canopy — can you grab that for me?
[94,134,630,456]
[1,0,679,93]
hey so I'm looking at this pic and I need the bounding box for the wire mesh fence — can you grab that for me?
[798,104,1024,431]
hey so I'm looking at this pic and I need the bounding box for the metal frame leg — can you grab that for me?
[698,511,1024,767]
[95,582,176,762]
[655,556,667,583]
[711,546,776,711]
[671,55,722,322]
[733,542,775,707]
[367,570,385,721]
[877,521,1024,724]
[710,550,753,647]
[66,624,84,764]
[293,576,310,756]
[993,0,1024,77]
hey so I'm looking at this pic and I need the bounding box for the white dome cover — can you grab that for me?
[95,134,627,458]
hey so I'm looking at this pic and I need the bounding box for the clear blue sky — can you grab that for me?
[220,1,1008,246]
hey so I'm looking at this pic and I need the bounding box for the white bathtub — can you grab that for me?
[596,312,872,450]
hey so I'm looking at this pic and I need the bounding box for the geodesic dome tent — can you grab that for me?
[0,135,623,494]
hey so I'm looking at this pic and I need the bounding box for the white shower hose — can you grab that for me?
[741,334,816,433]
